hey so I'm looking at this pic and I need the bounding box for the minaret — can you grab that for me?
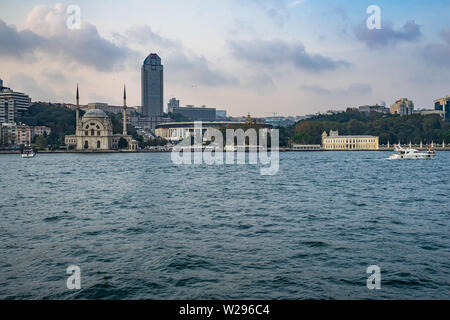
[76,84,80,129]
[122,84,127,136]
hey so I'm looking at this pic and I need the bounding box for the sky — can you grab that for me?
[0,0,449,117]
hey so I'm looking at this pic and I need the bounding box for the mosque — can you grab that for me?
[65,85,138,151]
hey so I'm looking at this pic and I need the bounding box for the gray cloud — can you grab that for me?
[355,20,422,48]
[114,25,182,49]
[0,20,45,57]
[9,73,58,101]
[421,28,450,68]
[228,39,350,72]
[301,83,372,96]
[166,52,238,87]
[0,16,135,71]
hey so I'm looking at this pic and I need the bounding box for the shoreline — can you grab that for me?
[1,148,450,154]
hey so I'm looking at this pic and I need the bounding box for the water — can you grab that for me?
[0,152,449,299]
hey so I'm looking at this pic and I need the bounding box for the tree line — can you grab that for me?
[288,110,450,145]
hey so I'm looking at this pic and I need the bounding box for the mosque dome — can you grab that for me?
[83,108,108,119]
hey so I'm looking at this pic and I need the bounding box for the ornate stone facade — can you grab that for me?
[65,85,138,151]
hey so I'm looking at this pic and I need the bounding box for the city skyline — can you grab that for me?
[0,1,449,116]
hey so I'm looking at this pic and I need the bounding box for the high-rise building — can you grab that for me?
[141,53,164,117]
[0,81,31,123]
[390,98,414,116]
[434,95,450,120]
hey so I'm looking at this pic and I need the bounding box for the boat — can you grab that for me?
[389,144,435,160]
[21,145,35,158]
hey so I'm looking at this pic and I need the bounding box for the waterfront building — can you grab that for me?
[292,144,321,151]
[434,95,450,120]
[17,124,32,146]
[168,105,216,121]
[0,80,31,123]
[390,98,414,116]
[0,123,17,146]
[321,130,379,150]
[65,85,138,151]
[155,121,272,143]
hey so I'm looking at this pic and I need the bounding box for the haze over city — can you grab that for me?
[1,0,449,116]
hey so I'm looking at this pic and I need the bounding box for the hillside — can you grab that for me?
[290,110,450,145]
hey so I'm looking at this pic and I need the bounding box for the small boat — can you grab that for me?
[21,145,35,158]
[389,144,435,160]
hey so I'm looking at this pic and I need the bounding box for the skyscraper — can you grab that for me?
[141,53,163,118]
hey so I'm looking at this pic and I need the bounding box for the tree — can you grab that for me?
[35,136,48,150]
[118,137,128,149]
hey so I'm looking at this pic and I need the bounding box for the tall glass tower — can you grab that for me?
[141,53,164,117]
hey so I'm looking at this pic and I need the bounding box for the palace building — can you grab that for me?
[65,85,138,151]
[321,130,379,150]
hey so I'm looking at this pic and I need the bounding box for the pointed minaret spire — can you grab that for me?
[122,84,127,136]
[75,83,80,129]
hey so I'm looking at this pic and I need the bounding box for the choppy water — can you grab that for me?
[0,152,449,299]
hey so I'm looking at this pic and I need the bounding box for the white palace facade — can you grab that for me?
[65,85,138,151]
[321,130,379,150]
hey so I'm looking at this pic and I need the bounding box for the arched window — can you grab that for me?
[97,131,100,136]
[97,141,101,148]
[84,141,89,149]
[91,129,95,136]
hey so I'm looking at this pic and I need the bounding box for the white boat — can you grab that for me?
[21,145,35,158]
[389,144,435,160]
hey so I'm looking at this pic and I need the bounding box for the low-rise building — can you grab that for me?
[155,121,272,143]
[292,144,321,151]
[168,105,216,121]
[358,105,390,114]
[419,109,445,118]
[32,126,51,137]
[321,130,379,150]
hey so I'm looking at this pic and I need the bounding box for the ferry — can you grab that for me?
[21,145,36,158]
[389,144,435,160]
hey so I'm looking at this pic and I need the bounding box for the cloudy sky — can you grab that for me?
[0,0,449,116]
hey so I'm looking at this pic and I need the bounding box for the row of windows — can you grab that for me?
[85,130,101,136]
[325,139,377,143]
